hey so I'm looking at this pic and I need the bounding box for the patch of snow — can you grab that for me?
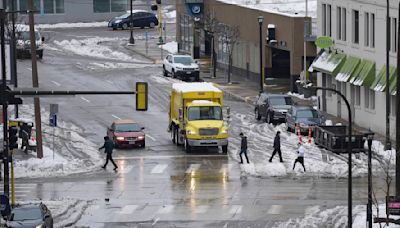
[325,120,333,126]
[37,22,108,29]
[287,92,317,101]
[159,41,178,54]
[86,61,154,70]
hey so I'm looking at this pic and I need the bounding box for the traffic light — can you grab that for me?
[151,0,161,11]
[136,82,148,111]
[8,127,18,150]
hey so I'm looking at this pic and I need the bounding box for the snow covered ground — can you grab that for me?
[159,41,178,54]
[37,22,108,29]
[10,105,104,179]
[228,110,395,178]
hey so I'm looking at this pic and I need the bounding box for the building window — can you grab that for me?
[93,0,126,13]
[19,0,40,13]
[322,4,326,36]
[337,7,341,40]
[19,0,64,14]
[111,0,126,12]
[352,10,359,44]
[364,87,375,110]
[364,12,369,46]
[342,8,347,41]
[327,4,332,36]
[371,13,375,47]
[392,17,397,53]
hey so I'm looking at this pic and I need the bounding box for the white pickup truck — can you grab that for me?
[163,54,200,81]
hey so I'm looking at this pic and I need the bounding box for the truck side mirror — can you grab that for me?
[179,108,183,121]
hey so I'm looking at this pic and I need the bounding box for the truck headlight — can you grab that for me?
[221,129,228,134]
[116,136,124,141]
[187,130,195,135]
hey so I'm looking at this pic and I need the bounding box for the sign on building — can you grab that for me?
[388,196,400,215]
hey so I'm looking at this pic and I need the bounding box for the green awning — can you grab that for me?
[335,56,360,82]
[350,60,375,87]
[370,65,397,92]
[309,51,346,75]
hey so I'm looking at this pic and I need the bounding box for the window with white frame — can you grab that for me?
[93,0,126,13]
[19,0,64,14]
[342,8,347,41]
[355,86,360,106]
[364,12,369,46]
[391,95,396,116]
[352,10,359,44]
[364,87,375,110]
[371,13,375,47]
[322,4,326,36]
[337,7,342,40]
[392,17,397,53]
[327,4,332,36]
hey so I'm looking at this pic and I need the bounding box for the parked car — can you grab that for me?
[108,10,158,30]
[6,203,53,228]
[254,93,293,123]
[107,119,145,148]
[286,106,324,133]
[15,24,44,59]
[163,54,200,81]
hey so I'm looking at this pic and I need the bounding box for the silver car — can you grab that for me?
[286,106,324,133]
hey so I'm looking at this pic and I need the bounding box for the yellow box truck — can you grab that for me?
[169,82,229,153]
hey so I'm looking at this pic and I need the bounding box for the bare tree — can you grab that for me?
[203,11,219,78]
[216,23,239,84]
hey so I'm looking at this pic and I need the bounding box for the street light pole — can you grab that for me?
[303,0,308,82]
[258,16,264,93]
[367,131,374,228]
[385,0,391,150]
[396,1,400,197]
[313,86,353,228]
[129,0,135,45]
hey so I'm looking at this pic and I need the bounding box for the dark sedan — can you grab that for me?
[286,106,324,134]
[108,10,158,30]
[6,203,53,228]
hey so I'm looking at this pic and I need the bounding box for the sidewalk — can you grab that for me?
[125,39,387,143]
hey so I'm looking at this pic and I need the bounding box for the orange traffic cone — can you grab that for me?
[308,127,312,144]
[296,123,302,143]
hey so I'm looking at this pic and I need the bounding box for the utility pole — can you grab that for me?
[396,1,400,196]
[1,8,10,200]
[385,0,391,151]
[303,0,308,83]
[10,0,17,118]
[27,0,43,158]
[129,0,134,45]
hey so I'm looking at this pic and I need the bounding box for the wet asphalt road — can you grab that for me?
[9,26,387,227]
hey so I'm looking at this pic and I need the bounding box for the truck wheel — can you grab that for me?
[171,126,176,144]
[255,108,261,120]
[176,127,182,145]
[185,140,192,153]
[222,145,228,154]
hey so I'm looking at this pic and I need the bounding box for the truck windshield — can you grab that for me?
[296,109,319,118]
[269,97,293,106]
[188,106,222,121]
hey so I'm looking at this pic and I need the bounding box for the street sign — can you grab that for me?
[315,36,334,49]
[50,104,58,115]
[49,114,57,127]
[388,196,400,215]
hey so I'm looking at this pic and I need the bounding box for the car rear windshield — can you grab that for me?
[188,106,222,121]
[115,123,141,132]
[12,207,42,221]
[269,97,293,106]
[296,109,319,118]
[174,56,193,65]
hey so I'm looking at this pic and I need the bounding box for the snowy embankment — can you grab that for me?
[11,105,103,179]
[159,41,178,54]
[228,111,395,178]
[275,204,400,228]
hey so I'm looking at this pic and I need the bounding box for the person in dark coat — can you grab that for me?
[269,131,283,162]
[99,136,118,170]
[239,132,249,164]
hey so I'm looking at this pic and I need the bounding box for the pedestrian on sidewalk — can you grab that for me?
[269,131,283,162]
[239,132,249,164]
[99,136,118,170]
[293,142,306,172]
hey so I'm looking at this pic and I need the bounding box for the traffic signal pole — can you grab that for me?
[0,8,10,199]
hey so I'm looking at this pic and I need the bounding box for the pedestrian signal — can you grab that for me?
[136,82,148,111]
[151,4,158,11]
[8,127,18,150]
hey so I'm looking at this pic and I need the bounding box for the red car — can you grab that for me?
[107,119,145,148]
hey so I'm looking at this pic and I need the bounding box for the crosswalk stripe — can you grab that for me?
[229,205,242,214]
[151,164,168,174]
[185,164,201,173]
[195,205,208,214]
[116,205,138,214]
[119,165,134,174]
[157,205,174,214]
[219,164,233,173]
[267,205,282,215]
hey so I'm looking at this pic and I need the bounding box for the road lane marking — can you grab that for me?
[157,205,174,214]
[151,164,168,174]
[185,164,201,173]
[112,115,121,120]
[106,80,113,84]
[116,205,138,214]
[146,134,156,141]
[152,217,160,225]
[229,205,242,214]
[51,80,61,86]
[114,154,228,160]
[219,164,233,173]
[267,205,282,215]
[27,67,32,71]
[195,205,208,214]
[119,165,134,174]
[80,96,91,103]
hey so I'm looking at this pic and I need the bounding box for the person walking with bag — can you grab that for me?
[269,131,283,162]
[99,136,118,170]
[293,142,306,172]
[239,132,250,164]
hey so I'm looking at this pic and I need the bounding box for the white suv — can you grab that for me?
[163,54,200,81]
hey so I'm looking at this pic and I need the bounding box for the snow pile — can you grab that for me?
[164,10,177,23]
[220,0,317,18]
[229,111,396,178]
[37,22,108,29]
[53,37,145,62]
[287,91,317,101]
[12,105,103,178]
[159,41,178,54]
[85,61,154,70]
